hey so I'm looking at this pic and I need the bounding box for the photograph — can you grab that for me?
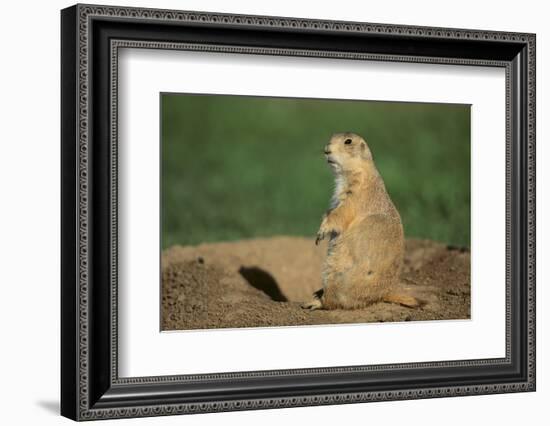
[160,94,471,331]
[58,3,535,421]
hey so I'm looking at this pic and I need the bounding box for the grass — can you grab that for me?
[161,94,470,249]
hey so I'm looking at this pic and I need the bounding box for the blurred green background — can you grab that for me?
[161,94,470,249]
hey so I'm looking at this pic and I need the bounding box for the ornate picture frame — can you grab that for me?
[61,3,535,421]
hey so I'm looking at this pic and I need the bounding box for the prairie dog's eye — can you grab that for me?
[344,138,352,145]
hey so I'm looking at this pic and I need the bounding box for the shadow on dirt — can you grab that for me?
[239,266,288,302]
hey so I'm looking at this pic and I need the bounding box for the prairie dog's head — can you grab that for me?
[324,132,372,174]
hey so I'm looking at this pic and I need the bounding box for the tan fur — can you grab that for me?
[383,292,420,308]
[302,132,418,311]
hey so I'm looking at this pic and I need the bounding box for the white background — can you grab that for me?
[0,0,547,425]
[119,50,505,377]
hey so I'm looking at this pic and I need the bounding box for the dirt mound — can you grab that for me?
[161,237,470,330]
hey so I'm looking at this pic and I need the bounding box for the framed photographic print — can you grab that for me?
[61,3,536,421]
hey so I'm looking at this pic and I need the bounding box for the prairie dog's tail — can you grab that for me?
[383,291,421,308]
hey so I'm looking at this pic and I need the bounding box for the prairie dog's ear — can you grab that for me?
[360,140,373,160]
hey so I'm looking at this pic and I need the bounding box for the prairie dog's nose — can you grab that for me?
[324,145,331,155]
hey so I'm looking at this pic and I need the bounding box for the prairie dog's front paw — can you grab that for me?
[315,232,325,245]
[316,218,332,245]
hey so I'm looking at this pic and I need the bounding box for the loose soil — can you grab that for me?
[161,237,470,330]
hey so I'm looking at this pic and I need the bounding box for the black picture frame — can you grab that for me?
[61,3,536,421]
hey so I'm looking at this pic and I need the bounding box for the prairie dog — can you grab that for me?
[302,132,418,310]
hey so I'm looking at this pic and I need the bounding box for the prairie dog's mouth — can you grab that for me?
[326,157,342,174]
